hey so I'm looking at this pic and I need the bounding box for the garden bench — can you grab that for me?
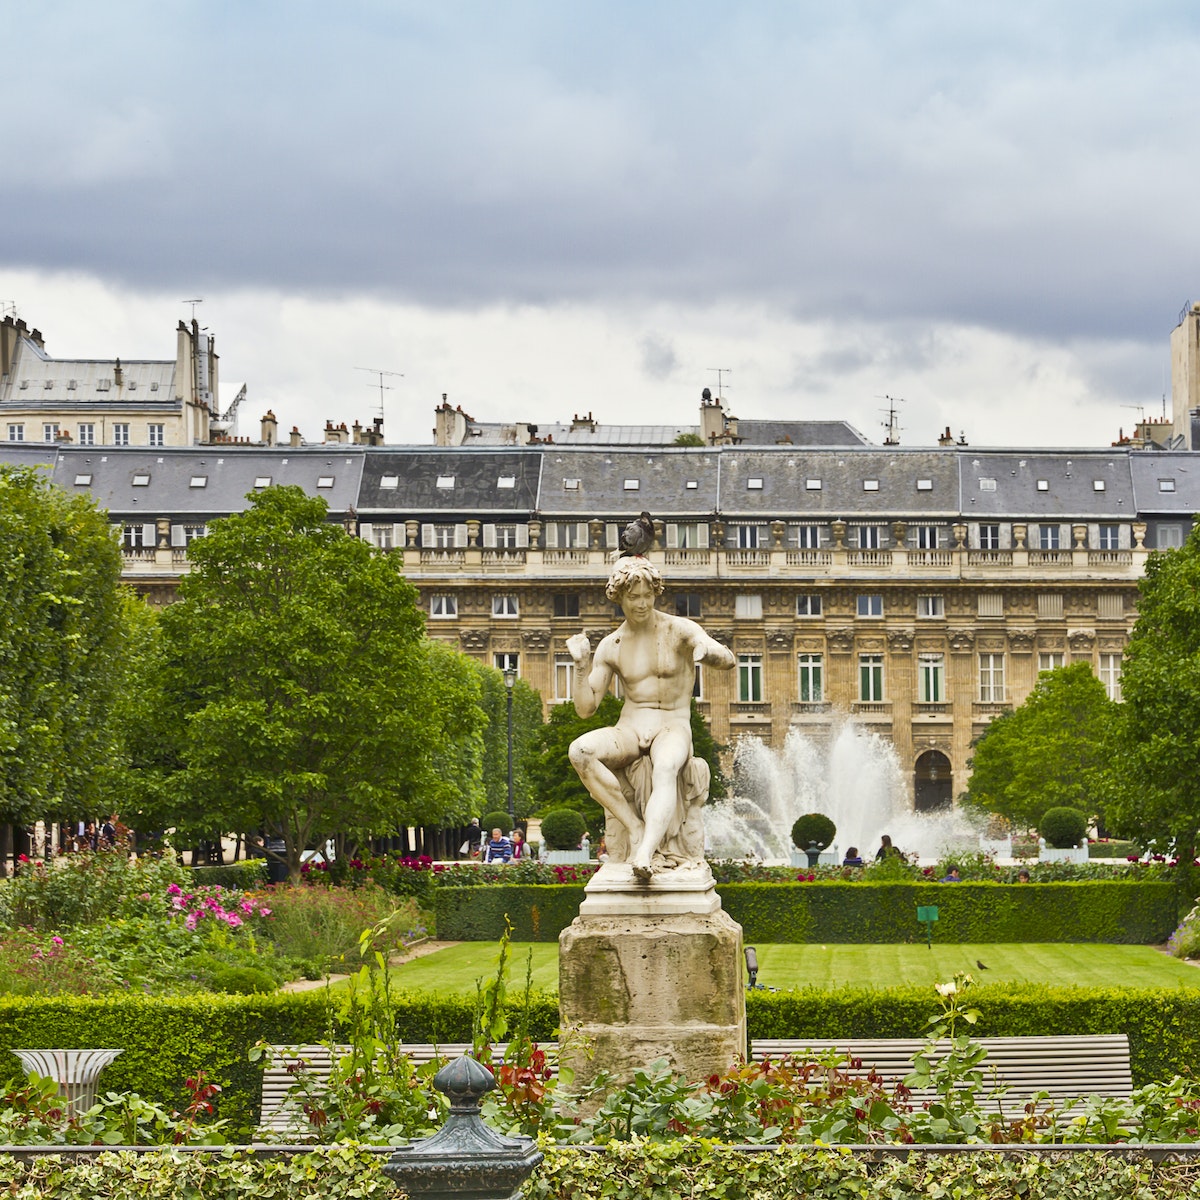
[749,1035,1134,1112]
[259,1043,512,1134]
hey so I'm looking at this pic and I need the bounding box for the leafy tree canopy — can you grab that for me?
[961,661,1117,831]
[0,465,127,828]
[1106,522,1200,883]
[147,486,487,880]
[471,662,543,823]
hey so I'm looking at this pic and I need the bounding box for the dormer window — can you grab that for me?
[317,476,334,488]
[916,479,933,491]
[132,473,150,487]
[806,479,822,490]
[624,479,640,490]
[863,479,879,491]
[1159,479,1176,492]
[563,478,580,490]
[497,476,516,489]
[747,478,763,490]
[1037,480,1049,491]
[190,476,208,488]
[73,474,92,486]
[1093,480,1106,491]
[254,476,272,488]
[979,478,997,491]
[436,475,455,489]
[379,475,399,489]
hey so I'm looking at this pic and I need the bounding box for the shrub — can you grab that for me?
[791,813,836,851]
[190,860,269,889]
[540,808,587,850]
[207,965,279,994]
[434,885,587,941]
[1040,806,1088,849]
[481,810,514,836]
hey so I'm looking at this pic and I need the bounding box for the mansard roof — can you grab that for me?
[358,448,540,513]
[962,450,1135,519]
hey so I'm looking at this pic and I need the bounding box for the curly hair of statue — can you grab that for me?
[605,555,665,601]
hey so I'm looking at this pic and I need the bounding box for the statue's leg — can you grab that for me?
[630,727,692,878]
[568,728,645,850]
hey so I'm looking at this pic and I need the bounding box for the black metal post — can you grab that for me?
[504,668,516,831]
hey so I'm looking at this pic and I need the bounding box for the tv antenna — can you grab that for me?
[877,394,905,446]
[180,298,204,321]
[0,301,17,320]
[707,367,732,401]
[1121,404,1146,423]
[355,367,403,422]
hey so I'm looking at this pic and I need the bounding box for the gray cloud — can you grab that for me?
[639,333,678,381]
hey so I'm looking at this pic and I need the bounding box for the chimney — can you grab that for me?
[261,409,278,446]
[434,394,469,446]
[290,425,303,448]
[352,420,363,444]
[113,358,123,388]
[699,387,725,444]
[938,426,955,447]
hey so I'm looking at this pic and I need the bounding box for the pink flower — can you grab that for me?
[240,900,254,914]
[51,936,64,946]
[224,914,243,928]
[258,906,272,917]
[166,884,182,896]
[185,912,201,930]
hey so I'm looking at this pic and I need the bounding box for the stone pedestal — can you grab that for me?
[558,863,745,1088]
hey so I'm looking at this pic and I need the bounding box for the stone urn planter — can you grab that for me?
[543,849,591,864]
[1038,839,1088,864]
[790,846,838,868]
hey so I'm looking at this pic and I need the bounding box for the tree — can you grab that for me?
[0,465,127,857]
[961,662,1117,831]
[673,432,706,447]
[1106,523,1200,894]
[471,662,543,822]
[526,697,728,835]
[150,486,486,881]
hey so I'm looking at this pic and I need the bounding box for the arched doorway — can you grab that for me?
[914,750,953,811]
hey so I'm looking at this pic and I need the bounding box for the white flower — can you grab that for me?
[935,981,957,997]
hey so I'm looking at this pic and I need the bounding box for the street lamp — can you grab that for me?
[503,666,516,832]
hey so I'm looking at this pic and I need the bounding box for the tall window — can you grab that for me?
[495,523,521,548]
[916,594,944,619]
[494,652,519,676]
[859,654,884,702]
[113,423,130,446]
[668,522,708,549]
[428,524,454,549]
[1038,652,1064,673]
[912,525,940,550]
[430,594,457,618]
[738,654,763,702]
[1097,524,1120,550]
[918,653,945,703]
[789,524,821,549]
[797,654,823,703]
[979,524,1000,550]
[979,653,1005,702]
[122,524,152,549]
[6,424,22,442]
[371,525,394,550]
[77,423,95,446]
[854,525,883,549]
[553,593,580,618]
[1099,653,1122,701]
[675,593,702,618]
[554,655,574,700]
[43,423,60,442]
[736,524,763,549]
[492,594,519,617]
[796,594,822,617]
[148,423,165,447]
[735,594,763,619]
[856,594,883,618]
[1038,525,1060,550]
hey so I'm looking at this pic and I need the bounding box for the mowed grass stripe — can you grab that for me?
[385,943,1200,994]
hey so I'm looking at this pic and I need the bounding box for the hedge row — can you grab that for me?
[1,1145,1198,1199]
[434,880,1180,944]
[0,993,336,1132]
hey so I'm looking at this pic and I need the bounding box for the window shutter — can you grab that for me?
[453,523,468,548]
[1087,523,1100,549]
[968,523,980,550]
[697,523,709,548]
[666,523,679,548]
[143,523,156,547]
[359,522,374,542]
[421,522,435,547]
[1118,523,1130,550]
[170,524,186,548]
[605,523,619,549]
[575,522,589,548]
[392,523,405,546]
[878,525,890,548]
[516,523,530,549]
[544,522,558,548]
[482,523,497,548]
[999,524,1012,550]
[1060,524,1071,548]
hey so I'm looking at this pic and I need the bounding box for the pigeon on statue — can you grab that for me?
[619,511,655,557]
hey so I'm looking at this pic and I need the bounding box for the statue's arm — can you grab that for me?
[682,619,734,670]
[567,632,613,717]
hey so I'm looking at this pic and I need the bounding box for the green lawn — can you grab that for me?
[386,943,1200,994]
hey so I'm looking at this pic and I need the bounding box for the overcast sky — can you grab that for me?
[2,1,1198,447]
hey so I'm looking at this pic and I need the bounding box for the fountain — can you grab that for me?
[705,722,982,865]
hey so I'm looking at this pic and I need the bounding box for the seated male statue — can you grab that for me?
[566,556,735,881]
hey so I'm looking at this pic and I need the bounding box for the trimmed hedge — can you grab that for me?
[2,1145,1200,1199]
[384,983,1200,1085]
[434,884,586,941]
[0,993,336,1132]
[189,860,269,889]
[434,880,1179,944]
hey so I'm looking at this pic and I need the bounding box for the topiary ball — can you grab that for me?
[208,965,278,995]
[481,811,513,837]
[539,808,588,851]
[791,812,836,851]
[1039,806,1089,850]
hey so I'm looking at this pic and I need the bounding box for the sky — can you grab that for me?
[2,1,1198,448]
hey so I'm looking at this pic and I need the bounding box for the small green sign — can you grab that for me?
[916,904,939,949]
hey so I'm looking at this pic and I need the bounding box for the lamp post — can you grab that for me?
[503,666,516,832]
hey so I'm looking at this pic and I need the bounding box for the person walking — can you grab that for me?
[464,818,483,860]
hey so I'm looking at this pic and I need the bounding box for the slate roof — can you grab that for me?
[535,449,721,517]
[961,451,1135,519]
[49,447,364,516]
[358,449,540,514]
[1129,452,1200,514]
[463,418,869,448]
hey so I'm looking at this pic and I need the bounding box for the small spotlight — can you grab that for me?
[744,945,759,989]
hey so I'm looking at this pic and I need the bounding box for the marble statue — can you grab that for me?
[566,555,735,881]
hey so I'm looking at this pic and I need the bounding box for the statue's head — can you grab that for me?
[605,556,665,602]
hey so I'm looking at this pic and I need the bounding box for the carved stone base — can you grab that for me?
[558,905,746,1089]
[578,860,721,917]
